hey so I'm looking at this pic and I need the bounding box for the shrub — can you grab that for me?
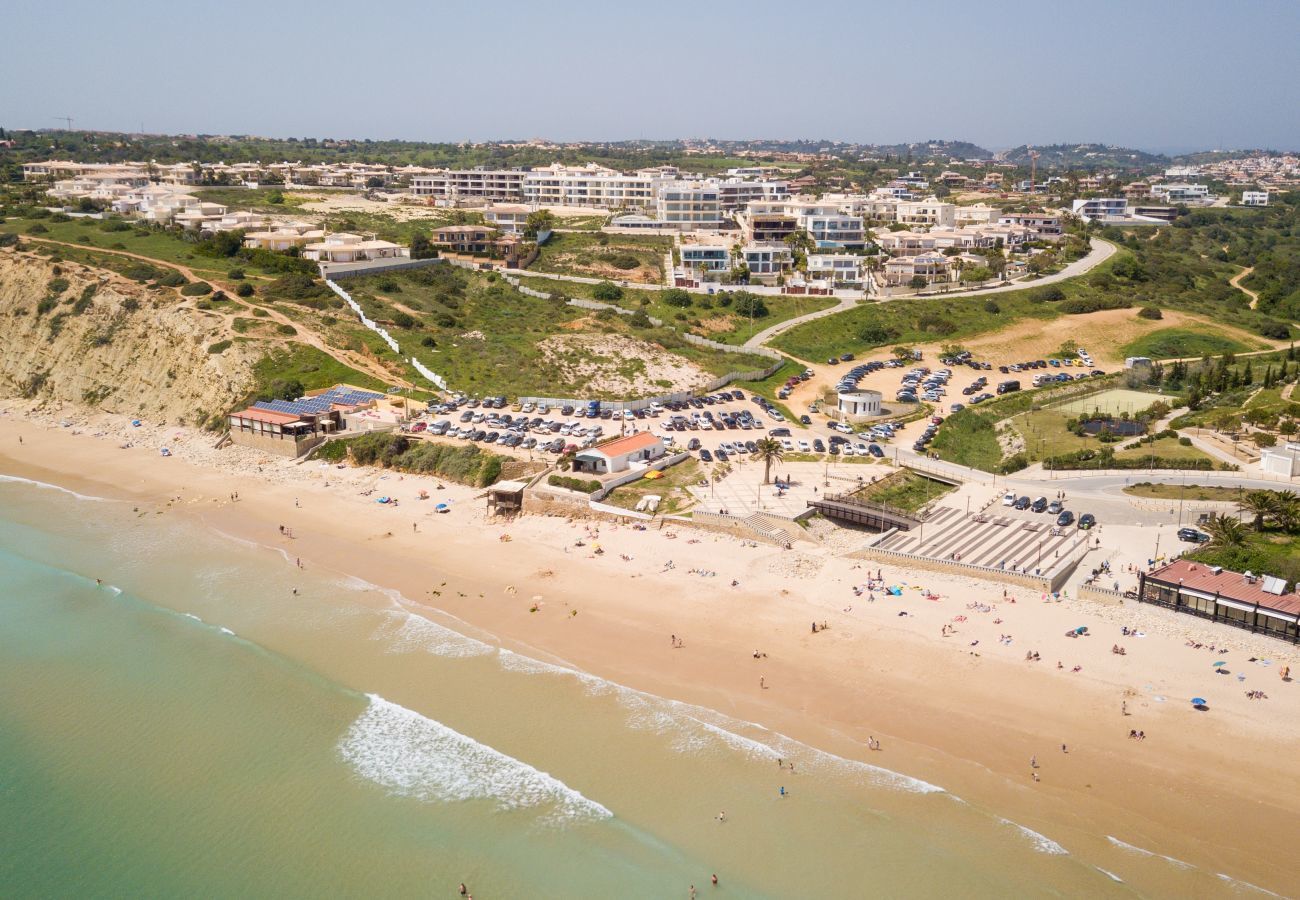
[983,300,1001,314]
[121,298,140,312]
[180,281,213,296]
[157,270,188,287]
[1258,320,1291,340]
[276,323,297,336]
[47,276,70,296]
[592,281,623,301]
[420,335,437,347]
[603,252,641,270]
[629,309,652,328]
[27,223,48,234]
[0,233,19,248]
[391,311,416,329]
[72,284,97,314]
[36,297,58,316]
[1032,286,1065,302]
[124,264,158,282]
[235,282,255,297]
[207,340,233,354]
[1137,306,1164,320]
[99,219,132,232]
[548,474,602,494]
[228,268,245,280]
[662,288,692,308]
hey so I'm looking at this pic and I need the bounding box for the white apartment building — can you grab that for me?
[521,163,658,209]
[884,252,951,287]
[1241,191,1270,206]
[896,199,957,229]
[409,168,528,203]
[656,183,724,229]
[715,178,788,211]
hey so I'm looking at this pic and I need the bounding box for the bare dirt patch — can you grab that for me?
[536,334,710,395]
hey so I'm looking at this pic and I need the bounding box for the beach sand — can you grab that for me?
[3,399,1299,892]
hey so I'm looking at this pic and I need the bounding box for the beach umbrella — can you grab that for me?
[435,503,449,512]
[1191,698,1207,706]
[1212,661,1227,667]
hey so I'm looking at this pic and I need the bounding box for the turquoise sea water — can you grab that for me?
[0,474,1265,898]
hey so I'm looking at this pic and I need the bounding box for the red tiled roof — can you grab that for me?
[1148,558,1300,617]
[586,431,662,457]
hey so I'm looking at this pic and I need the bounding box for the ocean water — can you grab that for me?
[0,474,1266,898]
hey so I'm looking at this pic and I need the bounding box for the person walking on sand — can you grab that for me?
[716,811,726,823]
[459,884,467,896]
[759,676,766,689]
[1030,755,1038,769]
[711,874,718,886]
[690,885,696,899]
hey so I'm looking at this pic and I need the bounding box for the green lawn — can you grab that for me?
[530,231,670,284]
[193,187,318,213]
[4,216,249,279]
[1119,328,1257,360]
[855,470,956,514]
[1113,435,1215,464]
[250,344,392,396]
[1122,482,1245,501]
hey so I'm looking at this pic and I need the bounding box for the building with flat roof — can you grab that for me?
[1138,559,1300,643]
[1241,191,1270,207]
[837,389,882,421]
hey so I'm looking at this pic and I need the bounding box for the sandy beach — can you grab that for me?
[3,399,1299,893]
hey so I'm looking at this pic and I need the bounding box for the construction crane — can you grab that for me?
[53,116,74,131]
[1028,149,1041,193]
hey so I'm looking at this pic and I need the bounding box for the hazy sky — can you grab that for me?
[4,0,1298,152]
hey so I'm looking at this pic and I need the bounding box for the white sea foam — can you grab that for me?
[338,694,612,824]
[1216,874,1285,898]
[999,818,1069,855]
[0,473,111,502]
[219,627,236,636]
[373,610,494,659]
[1105,835,1191,868]
[1095,867,1124,883]
[183,613,203,623]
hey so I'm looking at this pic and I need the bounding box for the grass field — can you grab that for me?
[1113,435,1214,464]
[530,232,669,284]
[1122,482,1245,501]
[334,266,773,399]
[3,216,249,279]
[250,344,391,396]
[1053,389,1169,417]
[1119,328,1257,360]
[517,276,837,347]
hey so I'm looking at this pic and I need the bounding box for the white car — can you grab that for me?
[1002,492,1016,507]
[797,440,811,452]
[841,445,855,457]
[834,422,854,434]
[780,439,794,451]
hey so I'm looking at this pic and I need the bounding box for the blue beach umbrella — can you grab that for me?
[1191,697,1207,706]
[1212,661,1227,667]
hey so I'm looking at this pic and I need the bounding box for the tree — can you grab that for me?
[731,292,768,318]
[892,346,914,362]
[592,281,623,301]
[961,266,994,283]
[410,232,437,260]
[524,209,555,239]
[662,288,692,308]
[1203,513,1248,547]
[753,437,785,485]
[909,275,927,290]
[266,190,284,205]
[1137,306,1163,320]
[1271,491,1300,533]
[1238,490,1276,531]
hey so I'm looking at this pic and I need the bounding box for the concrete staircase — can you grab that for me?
[743,512,801,546]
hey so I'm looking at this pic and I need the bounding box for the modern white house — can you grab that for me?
[242,223,326,252]
[482,203,534,234]
[1241,191,1270,207]
[302,233,409,264]
[1260,441,1300,477]
[805,253,866,285]
[997,212,1062,237]
[680,244,731,274]
[1071,198,1130,222]
[884,252,951,287]
[1150,183,1213,204]
[742,243,793,278]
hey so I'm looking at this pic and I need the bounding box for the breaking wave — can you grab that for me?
[338,694,612,825]
[1105,835,1191,868]
[0,473,110,502]
[999,818,1069,855]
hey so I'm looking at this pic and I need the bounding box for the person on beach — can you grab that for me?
[711,874,718,886]
[459,884,467,896]
[279,525,284,535]
[759,676,766,689]
[716,811,726,823]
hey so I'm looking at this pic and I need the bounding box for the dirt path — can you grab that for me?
[26,237,409,387]
[1230,266,1260,310]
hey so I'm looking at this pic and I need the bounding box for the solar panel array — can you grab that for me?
[251,386,383,418]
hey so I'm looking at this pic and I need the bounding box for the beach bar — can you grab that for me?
[226,385,385,458]
[1138,559,1300,643]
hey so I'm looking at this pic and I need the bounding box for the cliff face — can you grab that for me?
[0,250,257,424]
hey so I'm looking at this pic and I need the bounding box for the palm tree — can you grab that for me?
[1237,490,1276,531]
[753,437,785,485]
[1270,490,1300,533]
[1204,513,1248,548]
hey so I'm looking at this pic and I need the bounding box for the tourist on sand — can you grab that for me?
[712,874,718,886]
[716,811,726,823]
[459,884,467,896]
[1030,755,1038,769]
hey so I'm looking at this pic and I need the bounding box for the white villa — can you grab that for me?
[302,233,409,264]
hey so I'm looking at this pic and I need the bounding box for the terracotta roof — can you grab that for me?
[585,431,662,457]
[1148,559,1300,618]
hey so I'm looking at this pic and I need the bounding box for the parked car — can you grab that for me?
[1077,513,1096,530]
[1177,527,1209,543]
[1057,511,1075,527]
[687,438,701,451]
[812,439,826,452]
[1031,497,1048,513]
[1014,496,1031,510]
[1002,492,1016,506]
[1047,500,1063,515]
[868,444,884,458]
[699,449,713,462]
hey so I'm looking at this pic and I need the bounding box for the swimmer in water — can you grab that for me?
[96,578,103,586]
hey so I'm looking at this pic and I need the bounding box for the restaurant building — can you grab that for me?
[1138,559,1300,643]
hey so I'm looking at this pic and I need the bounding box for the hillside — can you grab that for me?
[0,250,256,424]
